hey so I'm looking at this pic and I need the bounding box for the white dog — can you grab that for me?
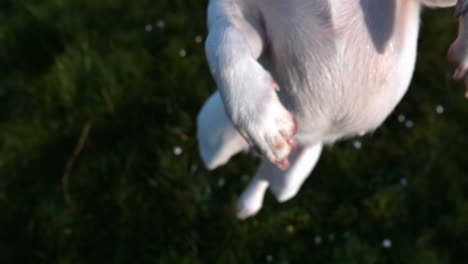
[197,0,468,219]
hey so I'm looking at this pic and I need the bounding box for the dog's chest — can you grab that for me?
[258,0,419,78]
[256,0,421,143]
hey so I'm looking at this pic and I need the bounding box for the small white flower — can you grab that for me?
[179,49,187,57]
[173,146,183,156]
[145,24,153,32]
[195,35,203,43]
[405,120,414,128]
[400,177,408,186]
[436,105,444,114]
[353,140,362,149]
[398,114,406,123]
[314,235,322,245]
[382,239,392,249]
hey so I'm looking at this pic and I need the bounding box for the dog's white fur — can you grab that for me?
[198,0,464,219]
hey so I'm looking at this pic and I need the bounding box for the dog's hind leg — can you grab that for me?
[197,91,249,170]
[236,143,322,219]
[269,144,322,202]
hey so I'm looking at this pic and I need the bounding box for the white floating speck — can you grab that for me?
[405,120,414,128]
[400,177,407,186]
[179,49,187,57]
[156,19,165,29]
[353,140,362,149]
[398,114,406,123]
[382,238,392,248]
[173,146,183,156]
[314,235,322,245]
[145,24,152,32]
[266,255,273,263]
[436,105,444,114]
[195,35,203,43]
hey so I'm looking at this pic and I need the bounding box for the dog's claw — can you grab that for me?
[275,159,290,171]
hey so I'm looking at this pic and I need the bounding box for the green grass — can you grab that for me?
[1,1,467,263]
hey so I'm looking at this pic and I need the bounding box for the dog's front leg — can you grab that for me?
[205,0,296,169]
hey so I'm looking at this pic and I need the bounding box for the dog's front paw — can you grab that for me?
[247,99,296,169]
[233,75,297,169]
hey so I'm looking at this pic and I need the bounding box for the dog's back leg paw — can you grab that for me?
[197,92,249,170]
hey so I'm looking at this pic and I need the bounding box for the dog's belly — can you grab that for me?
[257,0,421,145]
